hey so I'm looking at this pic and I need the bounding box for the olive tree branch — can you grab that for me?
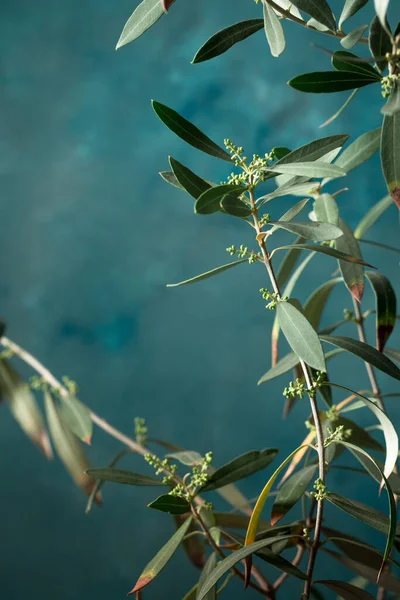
[1,335,149,456]
[249,189,325,600]
[266,0,369,45]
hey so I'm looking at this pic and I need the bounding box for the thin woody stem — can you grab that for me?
[1,335,148,456]
[266,0,369,45]
[249,189,325,600]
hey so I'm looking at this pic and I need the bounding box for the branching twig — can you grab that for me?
[266,0,368,45]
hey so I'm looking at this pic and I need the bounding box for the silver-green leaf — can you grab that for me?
[116,0,165,49]
[277,300,326,371]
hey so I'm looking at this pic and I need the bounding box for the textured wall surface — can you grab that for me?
[1,1,399,598]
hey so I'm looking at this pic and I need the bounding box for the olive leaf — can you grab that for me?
[116,0,165,49]
[0,360,52,460]
[192,20,264,64]
[129,517,193,594]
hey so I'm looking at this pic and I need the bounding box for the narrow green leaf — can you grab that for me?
[381,109,400,209]
[263,0,286,57]
[385,348,400,364]
[319,318,348,335]
[272,146,291,160]
[369,15,392,72]
[272,243,374,266]
[323,526,394,567]
[288,0,335,30]
[220,194,252,217]
[267,162,347,178]
[315,580,374,600]
[322,550,400,595]
[116,0,164,49]
[270,0,302,19]
[268,221,344,241]
[366,271,396,351]
[169,157,211,199]
[192,20,264,64]
[175,515,206,569]
[166,259,248,287]
[332,441,397,574]
[288,71,378,93]
[202,448,279,492]
[271,252,315,364]
[59,395,92,444]
[255,544,308,579]
[277,300,326,371]
[166,451,203,466]
[152,101,231,161]
[261,349,341,387]
[321,335,400,380]
[332,50,382,79]
[273,134,350,165]
[335,218,365,301]
[276,236,305,290]
[259,182,318,205]
[307,17,332,32]
[339,0,369,29]
[244,444,312,555]
[198,537,306,599]
[86,467,165,486]
[335,128,381,172]
[86,449,131,514]
[129,517,193,594]
[195,184,245,215]
[310,588,327,600]
[354,195,392,238]
[328,483,393,537]
[382,83,400,116]
[270,199,309,234]
[271,464,317,526]
[0,360,52,459]
[148,494,190,515]
[326,382,399,481]
[183,584,198,600]
[313,193,339,225]
[258,351,300,384]
[159,170,184,190]
[341,24,369,49]
[196,554,217,600]
[319,89,359,128]
[373,0,391,35]
[44,391,100,502]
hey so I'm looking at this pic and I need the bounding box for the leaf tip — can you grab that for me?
[391,187,400,210]
[350,283,364,302]
[129,576,152,595]
[244,556,252,589]
[377,325,394,353]
[39,431,54,460]
[270,512,282,527]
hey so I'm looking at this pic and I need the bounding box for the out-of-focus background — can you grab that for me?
[1,0,399,598]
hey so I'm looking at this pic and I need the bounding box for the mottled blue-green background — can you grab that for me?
[1,0,399,598]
